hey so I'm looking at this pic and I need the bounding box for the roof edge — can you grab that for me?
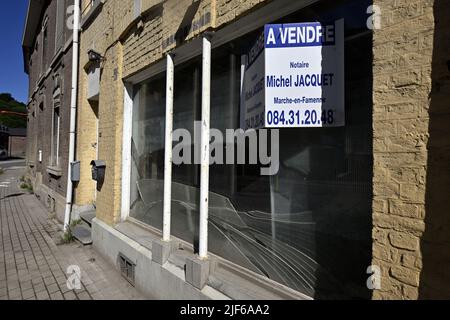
[22,0,46,74]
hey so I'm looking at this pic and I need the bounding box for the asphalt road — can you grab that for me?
[0,159,26,169]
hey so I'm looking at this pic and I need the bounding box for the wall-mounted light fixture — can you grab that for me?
[88,49,105,63]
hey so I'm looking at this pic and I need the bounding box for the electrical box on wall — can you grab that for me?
[71,161,81,182]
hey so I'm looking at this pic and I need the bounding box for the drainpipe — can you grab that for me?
[199,36,211,259]
[64,0,80,232]
[162,53,174,242]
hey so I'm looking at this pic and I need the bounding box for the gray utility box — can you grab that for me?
[90,160,106,182]
[71,161,81,182]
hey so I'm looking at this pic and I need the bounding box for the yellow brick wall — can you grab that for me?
[122,6,163,77]
[75,0,133,224]
[215,0,268,27]
[74,64,97,206]
[75,0,114,208]
[121,0,271,78]
[371,0,435,300]
[93,43,124,225]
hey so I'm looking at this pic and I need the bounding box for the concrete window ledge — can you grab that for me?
[106,219,311,300]
[46,165,63,177]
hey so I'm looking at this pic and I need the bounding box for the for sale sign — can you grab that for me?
[264,20,345,128]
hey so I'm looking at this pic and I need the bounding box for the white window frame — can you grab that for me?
[121,84,134,222]
[40,17,49,76]
[51,104,61,167]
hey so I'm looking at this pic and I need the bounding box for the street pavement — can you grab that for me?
[0,166,145,300]
[0,159,26,169]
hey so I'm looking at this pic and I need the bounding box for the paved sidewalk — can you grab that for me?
[0,167,145,300]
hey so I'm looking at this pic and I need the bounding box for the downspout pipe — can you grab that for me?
[64,0,81,232]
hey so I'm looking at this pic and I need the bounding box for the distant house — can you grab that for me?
[9,128,27,158]
[0,126,9,159]
[0,126,27,159]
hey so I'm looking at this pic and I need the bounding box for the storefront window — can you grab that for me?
[130,59,203,237]
[129,74,166,228]
[130,0,373,299]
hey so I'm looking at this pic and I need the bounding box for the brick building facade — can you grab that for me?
[23,0,450,299]
[23,0,75,221]
[372,0,450,299]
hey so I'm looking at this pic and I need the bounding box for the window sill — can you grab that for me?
[46,165,63,177]
[116,218,311,300]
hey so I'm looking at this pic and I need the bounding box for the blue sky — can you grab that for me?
[0,0,29,103]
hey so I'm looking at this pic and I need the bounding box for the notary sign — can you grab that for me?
[264,20,345,128]
[241,33,266,130]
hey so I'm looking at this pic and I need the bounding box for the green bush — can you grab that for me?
[20,182,33,193]
[60,220,82,244]
[61,229,74,244]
